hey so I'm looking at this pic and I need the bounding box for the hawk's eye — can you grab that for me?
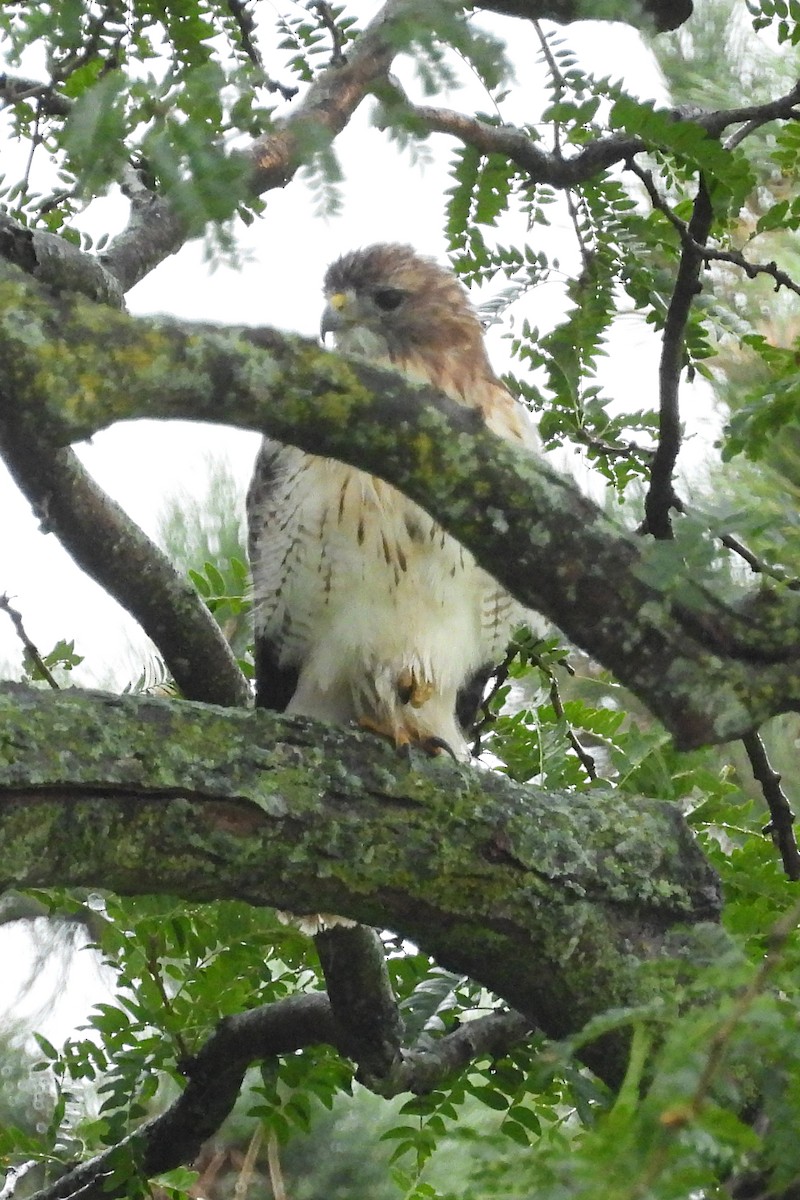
[373,287,405,311]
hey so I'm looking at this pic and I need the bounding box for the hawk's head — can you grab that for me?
[321,243,489,373]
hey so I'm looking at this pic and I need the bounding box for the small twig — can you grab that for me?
[697,242,800,299]
[533,22,595,277]
[225,0,299,101]
[0,594,60,689]
[233,1125,264,1200]
[719,532,800,590]
[628,158,800,299]
[145,940,191,1062]
[575,427,655,466]
[266,1132,287,1200]
[533,20,564,153]
[742,730,800,882]
[0,1162,38,1200]
[469,652,514,757]
[724,108,800,151]
[21,100,42,195]
[311,1,348,67]
[548,675,597,781]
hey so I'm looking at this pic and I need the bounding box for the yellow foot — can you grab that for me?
[357,716,458,761]
[397,667,435,708]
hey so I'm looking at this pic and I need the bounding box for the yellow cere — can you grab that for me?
[329,292,347,311]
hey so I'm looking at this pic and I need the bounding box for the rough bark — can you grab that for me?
[1,262,799,749]
[0,682,722,1089]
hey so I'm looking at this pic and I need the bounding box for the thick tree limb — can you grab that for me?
[314,924,405,1085]
[2,263,800,747]
[0,681,722,1092]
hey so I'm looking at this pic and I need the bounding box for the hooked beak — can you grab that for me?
[320,291,348,341]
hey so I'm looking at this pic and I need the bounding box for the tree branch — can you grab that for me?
[474,0,693,31]
[0,595,60,688]
[378,81,800,193]
[24,989,532,1200]
[314,924,405,1085]
[95,7,798,293]
[99,0,411,292]
[742,731,800,883]
[645,176,713,539]
[0,400,249,708]
[2,262,800,747]
[0,682,723,1091]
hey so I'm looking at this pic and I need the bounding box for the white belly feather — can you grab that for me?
[250,446,521,753]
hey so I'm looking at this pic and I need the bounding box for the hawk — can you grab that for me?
[247,243,537,758]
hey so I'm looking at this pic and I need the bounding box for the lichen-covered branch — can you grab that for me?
[314,924,405,1085]
[0,682,722,1088]
[1,262,799,747]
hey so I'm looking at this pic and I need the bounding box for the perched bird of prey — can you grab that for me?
[247,243,537,758]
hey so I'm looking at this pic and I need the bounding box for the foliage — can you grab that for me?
[158,458,253,665]
[2,0,800,1197]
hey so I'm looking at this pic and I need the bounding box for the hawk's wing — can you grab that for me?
[246,438,300,711]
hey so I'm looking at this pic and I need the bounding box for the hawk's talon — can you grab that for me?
[420,734,459,761]
[357,716,457,761]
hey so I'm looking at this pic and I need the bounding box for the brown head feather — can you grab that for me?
[323,243,532,444]
[324,244,489,369]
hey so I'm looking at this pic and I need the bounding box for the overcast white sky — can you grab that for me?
[0,10,687,692]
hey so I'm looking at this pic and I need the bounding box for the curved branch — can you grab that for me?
[2,263,800,747]
[385,96,645,185]
[476,0,692,31]
[0,682,722,1091]
[380,81,800,192]
[99,0,410,292]
[0,414,249,708]
[314,924,405,1085]
[645,176,713,539]
[26,993,339,1200]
